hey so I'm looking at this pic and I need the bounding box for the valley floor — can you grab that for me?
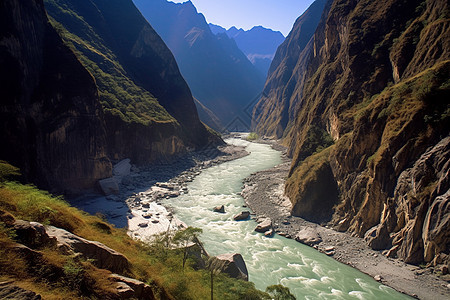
[241,140,450,300]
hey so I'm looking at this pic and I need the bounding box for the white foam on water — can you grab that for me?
[161,138,412,300]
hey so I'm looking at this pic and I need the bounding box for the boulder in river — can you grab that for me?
[113,159,131,177]
[254,218,272,233]
[233,211,250,221]
[213,205,225,213]
[209,253,249,281]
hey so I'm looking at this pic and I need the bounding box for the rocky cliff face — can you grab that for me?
[133,0,265,130]
[255,0,450,266]
[0,0,220,194]
[45,0,218,162]
[0,0,111,193]
[252,0,328,138]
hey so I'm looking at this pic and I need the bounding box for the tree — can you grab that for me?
[172,227,203,269]
[266,284,296,300]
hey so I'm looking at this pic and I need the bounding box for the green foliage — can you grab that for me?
[0,161,20,182]
[266,284,296,300]
[298,126,334,161]
[246,132,259,141]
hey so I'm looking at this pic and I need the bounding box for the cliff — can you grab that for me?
[133,0,265,130]
[252,0,328,138]
[255,0,450,266]
[44,0,219,163]
[0,0,111,193]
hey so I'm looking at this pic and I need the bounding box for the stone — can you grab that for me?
[109,274,155,300]
[98,177,120,195]
[45,226,130,274]
[209,253,249,281]
[113,159,131,177]
[0,281,41,300]
[115,282,135,298]
[13,220,55,248]
[264,229,274,237]
[138,223,148,228]
[233,211,250,221]
[213,205,225,213]
[374,275,383,282]
[254,218,272,233]
[295,227,322,246]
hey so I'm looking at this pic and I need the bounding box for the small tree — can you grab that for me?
[266,284,296,300]
[172,227,202,269]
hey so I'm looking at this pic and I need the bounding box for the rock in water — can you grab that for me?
[213,205,225,213]
[255,218,272,233]
[233,211,250,221]
[209,253,249,281]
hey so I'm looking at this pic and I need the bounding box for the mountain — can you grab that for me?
[212,25,286,76]
[253,0,450,267]
[133,0,265,130]
[0,0,220,194]
[252,0,328,138]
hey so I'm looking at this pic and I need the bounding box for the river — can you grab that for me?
[162,138,411,299]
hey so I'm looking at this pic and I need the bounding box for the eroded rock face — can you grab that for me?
[46,226,130,274]
[0,0,112,194]
[254,0,449,265]
[209,253,249,281]
[0,282,41,300]
[109,274,155,300]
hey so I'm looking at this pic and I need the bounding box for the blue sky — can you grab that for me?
[169,0,316,36]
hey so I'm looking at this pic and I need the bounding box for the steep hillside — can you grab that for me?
[252,0,328,138]
[210,25,285,76]
[133,0,265,130]
[256,0,450,266]
[0,0,111,193]
[44,0,218,163]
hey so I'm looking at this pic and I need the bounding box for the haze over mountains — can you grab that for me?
[133,0,265,131]
[209,24,285,76]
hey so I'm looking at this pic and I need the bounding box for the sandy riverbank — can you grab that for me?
[241,140,450,300]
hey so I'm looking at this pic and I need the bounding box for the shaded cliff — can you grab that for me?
[255,0,450,266]
[133,0,265,129]
[252,0,328,138]
[45,0,218,163]
[0,0,111,193]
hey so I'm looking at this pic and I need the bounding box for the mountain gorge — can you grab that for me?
[254,0,450,267]
[0,0,220,194]
[210,24,285,76]
[133,0,265,130]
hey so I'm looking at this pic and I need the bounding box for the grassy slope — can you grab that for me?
[45,0,174,125]
[0,162,270,299]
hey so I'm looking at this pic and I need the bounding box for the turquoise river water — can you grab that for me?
[163,138,411,299]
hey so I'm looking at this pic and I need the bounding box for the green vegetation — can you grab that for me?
[246,132,259,141]
[0,161,20,182]
[266,284,296,300]
[0,163,284,299]
[45,0,174,125]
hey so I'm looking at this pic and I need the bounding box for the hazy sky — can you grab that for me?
[169,0,316,36]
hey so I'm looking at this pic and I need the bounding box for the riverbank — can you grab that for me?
[71,140,249,241]
[241,140,450,300]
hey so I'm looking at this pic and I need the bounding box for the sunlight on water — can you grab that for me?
[163,138,411,299]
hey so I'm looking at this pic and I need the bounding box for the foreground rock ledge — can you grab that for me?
[208,253,249,281]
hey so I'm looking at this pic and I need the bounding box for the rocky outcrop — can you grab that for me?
[0,282,41,300]
[254,218,273,233]
[233,211,250,221]
[254,0,450,266]
[46,226,130,274]
[109,274,155,300]
[208,253,249,281]
[295,227,322,246]
[0,0,112,194]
